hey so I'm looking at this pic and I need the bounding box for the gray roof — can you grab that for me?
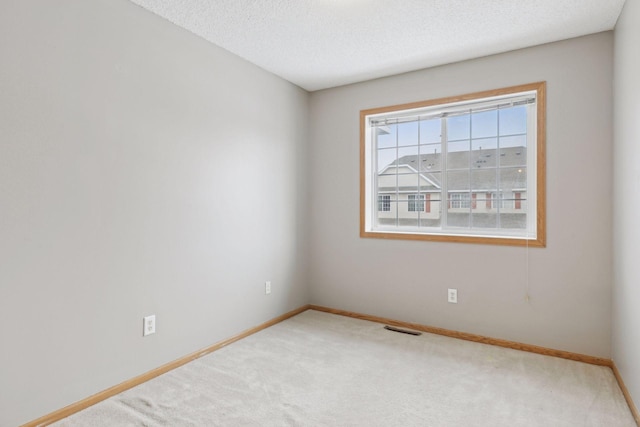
[379,146,527,192]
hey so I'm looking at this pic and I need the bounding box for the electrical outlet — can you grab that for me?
[265,281,272,295]
[143,315,156,336]
[448,289,458,304]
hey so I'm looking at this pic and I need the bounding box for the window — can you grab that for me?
[408,194,425,212]
[360,82,546,247]
[450,193,470,209]
[487,192,505,209]
[378,194,391,212]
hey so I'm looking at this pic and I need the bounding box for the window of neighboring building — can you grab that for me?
[488,192,506,209]
[450,193,470,209]
[408,194,425,212]
[360,82,546,247]
[378,194,391,212]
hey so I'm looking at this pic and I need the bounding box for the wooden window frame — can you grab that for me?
[359,82,546,247]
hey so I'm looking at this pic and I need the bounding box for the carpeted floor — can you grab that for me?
[53,310,636,426]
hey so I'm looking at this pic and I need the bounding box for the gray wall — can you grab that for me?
[0,1,627,424]
[308,33,614,358]
[0,1,309,426]
[613,0,640,411]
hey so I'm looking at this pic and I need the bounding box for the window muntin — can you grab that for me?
[360,82,546,247]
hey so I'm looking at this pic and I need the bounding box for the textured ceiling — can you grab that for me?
[129,0,626,91]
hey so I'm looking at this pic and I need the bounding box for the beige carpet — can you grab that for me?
[53,310,636,426]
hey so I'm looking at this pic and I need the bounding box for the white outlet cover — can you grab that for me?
[143,315,156,336]
[265,281,272,295]
[448,289,458,304]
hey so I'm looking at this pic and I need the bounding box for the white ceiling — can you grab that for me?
[129,0,626,91]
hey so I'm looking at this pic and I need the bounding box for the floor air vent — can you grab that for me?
[384,325,422,336]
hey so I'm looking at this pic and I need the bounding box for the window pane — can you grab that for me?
[499,137,526,167]
[497,190,527,228]
[471,109,498,139]
[419,192,441,228]
[419,144,441,172]
[399,218,420,227]
[397,173,421,191]
[472,137,498,150]
[472,211,498,228]
[419,118,441,144]
[471,140,498,169]
[376,174,397,193]
[498,146,525,168]
[471,169,498,192]
[499,167,526,193]
[499,105,527,136]
[447,141,470,170]
[419,171,441,193]
[499,192,513,210]
[500,211,527,229]
[447,170,470,192]
[376,123,396,149]
[397,194,419,227]
[397,121,419,147]
[447,114,470,141]
[448,208,470,228]
[500,134,527,147]
[397,146,421,171]
[377,147,397,174]
[377,146,421,174]
[377,174,423,196]
[376,200,398,226]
